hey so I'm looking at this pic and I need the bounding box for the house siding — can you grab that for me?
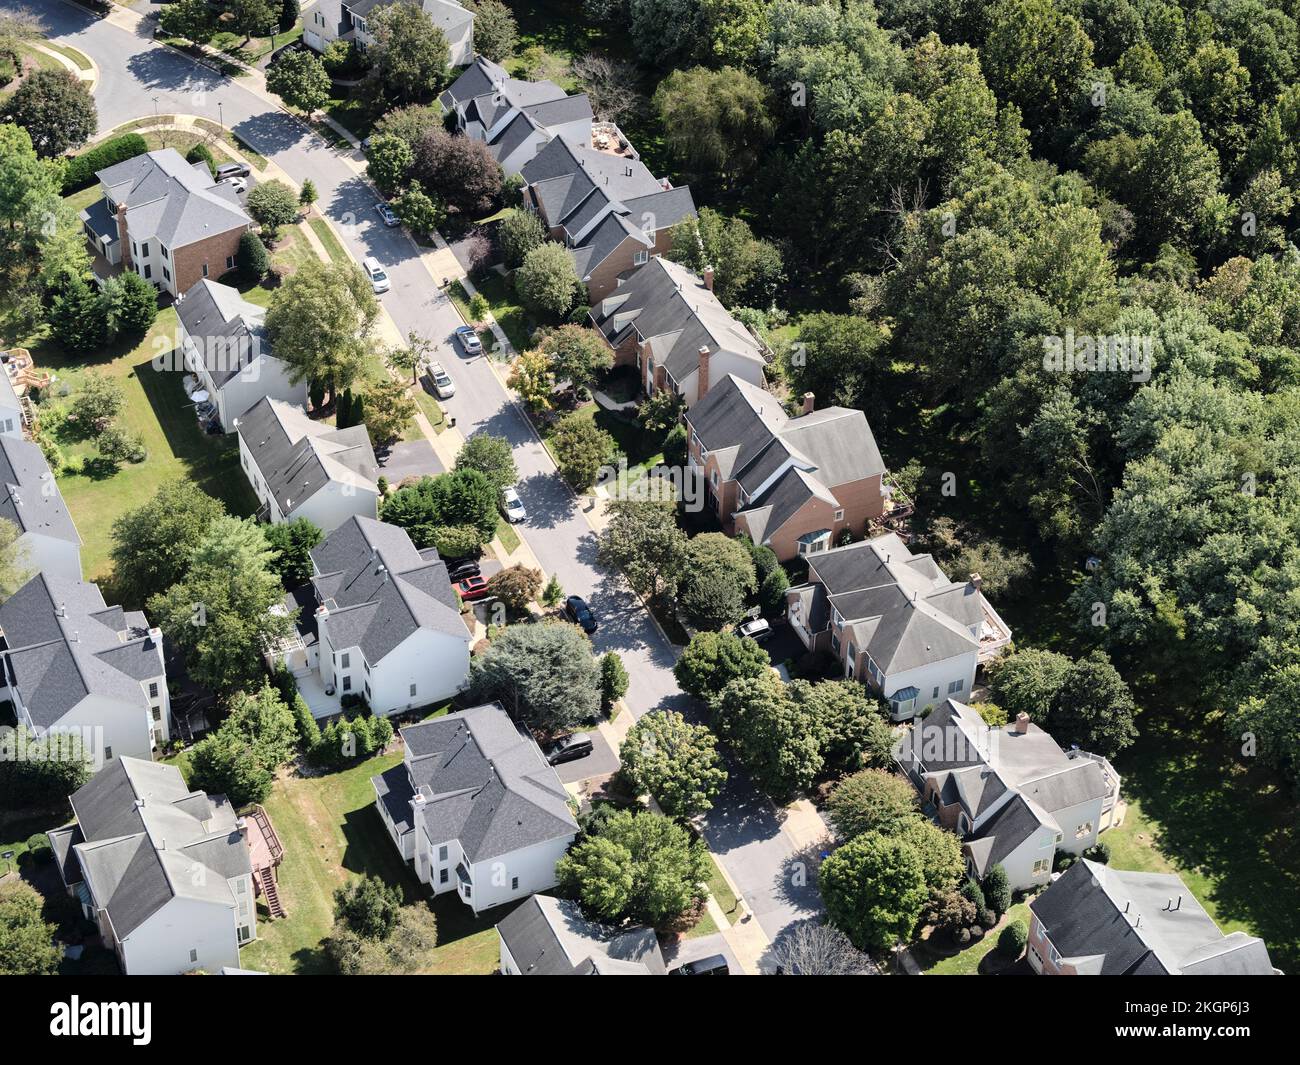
[169,227,246,298]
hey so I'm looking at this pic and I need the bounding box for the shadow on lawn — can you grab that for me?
[1116,719,1300,972]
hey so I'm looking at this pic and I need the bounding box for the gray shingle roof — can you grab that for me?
[496,894,665,974]
[439,55,511,111]
[96,149,249,250]
[0,435,81,547]
[0,572,161,727]
[237,397,378,516]
[1029,859,1278,975]
[308,515,469,663]
[176,279,271,390]
[67,757,249,938]
[377,703,577,864]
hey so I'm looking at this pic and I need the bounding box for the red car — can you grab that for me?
[457,575,489,601]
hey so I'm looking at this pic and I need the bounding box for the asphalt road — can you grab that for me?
[31,0,822,958]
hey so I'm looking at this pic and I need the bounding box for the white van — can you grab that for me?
[362,256,390,294]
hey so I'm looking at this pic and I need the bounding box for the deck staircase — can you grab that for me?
[256,867,286,919]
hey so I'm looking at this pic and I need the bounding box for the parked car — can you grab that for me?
[668,955,730,976]
[426,361,455,399]
[564,595,597,634]
[362,255,390,294]
[224,176,248,195]
[737,617,772,642]
[447,560,480,582]
[375,202,399,227]
[360,137,372,155]
[454,324,483,355]
[501,486,526,524]
[215,162,250,180]
[457,575,489,601]
[544,732,594,766]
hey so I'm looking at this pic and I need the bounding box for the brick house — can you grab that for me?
[683,373,889,554]
[79,148,251,299]
[591,258,767,408]
[521,136,696,302]
[784,532,1013,720]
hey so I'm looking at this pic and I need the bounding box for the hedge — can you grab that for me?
[62,133,149,194]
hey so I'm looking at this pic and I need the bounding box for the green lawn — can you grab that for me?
[210,26,302,65]
[308,217,347,263]
[465,273,533,355]
[919,902,1030,975]
[323,92,383,141]
[192,118,269,169]
[42,41,93,71]
[31,308,257,582]
[542,402,663,483]
[495,515,521,554]
[238,752,504,974]
[0,802,73,869]
[413,387,446,434]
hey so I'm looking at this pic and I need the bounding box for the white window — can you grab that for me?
[189,948,198,962]
[511,876,519,890]
[202,263,208,278]
[340,652,350,668]
[342,676,352,691]
[833,508,844,521]
[634,249,649,265]
[409,683,417,698]
[226,255,236,269]
[1075,821,1094,839]
[948,678,964,694]
[1032,858,1050,876]
[238,925,251,942]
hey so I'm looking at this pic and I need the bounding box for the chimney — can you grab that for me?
[702,265,714,292]
[697,346,711,399]
[801,392,815,415]
[970,572,983,591]
[1015,712,1030,735]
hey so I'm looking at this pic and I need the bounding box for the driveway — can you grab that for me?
[377,438,442,484]
[660,933,740,975]
[552,729,619,785]
[33,0,824,951]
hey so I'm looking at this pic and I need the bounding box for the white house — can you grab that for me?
[0,434,83,580]
[303,0,475,66]
[175,279,307,433]
[896,700,1123,892]
[786,532,1013,721]
[46,757,259,975]
[236,396,379,532]
[373,703,579,914]
[497,894,666,975]
[439,55,595,176]
[0,369,24,439]
[267,515,471,719]
[1028,859,1280,975]
[0,571,168,763]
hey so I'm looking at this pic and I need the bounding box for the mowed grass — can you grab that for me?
[239,752,506,975]
[308,217,347,263]
[32,308,257,581]
[920,902,1031,975]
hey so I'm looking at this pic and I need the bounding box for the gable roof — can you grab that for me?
[379,703,578,864]
[1030,860,1279,975]
[68,757,249,939]
[95,148,250,249]
[496,894,665,975]
[237,397,378,516]
[308,515,469,663]
[0,572,162,727]
[0,434,81,548]
[176,279,273,390]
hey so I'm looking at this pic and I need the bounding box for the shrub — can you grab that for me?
[1054,850,1077,872]
[247,180,300,230]
[600,651,628,712]
[982,864,1012,917]
[186,142,217,177]
[1084,841,1111,864]
[24,834,51,863]
[430,524,483,560]
[98,426,147,465]
[61,133,148,194]
[239,230,269,282]
[999,919,1029,959]
[469,293,489,321]
[758,565,790,616]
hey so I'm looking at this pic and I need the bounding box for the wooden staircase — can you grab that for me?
[256,866,285,919]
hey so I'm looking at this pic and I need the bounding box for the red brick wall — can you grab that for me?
[171,226,247,295]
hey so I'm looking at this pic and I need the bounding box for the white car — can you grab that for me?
[362,255,390,294]
[501,486,527,524]
[225,176,248,194]
[426,361,455,399]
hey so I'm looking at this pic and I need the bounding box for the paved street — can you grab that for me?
[30,0,822,965]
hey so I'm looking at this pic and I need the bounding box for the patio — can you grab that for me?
[296,670,342,721]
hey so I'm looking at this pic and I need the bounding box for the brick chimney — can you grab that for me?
[702,265,714,292]
[1015,712,1030,735]
[802,392,815,415]
[970,572,983,590]
[698,345,711,398]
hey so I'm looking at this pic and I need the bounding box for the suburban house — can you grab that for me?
[0,571,168,763]
[0,434,83,580]
[46,757,285,975]
[685,373,893,554]
[593,262,767,408]
[521,135,697,302]
[896,699,1122,891]
[1027,859,1280,975]
[0,369,23,439]
[785,532,1013,720]
[372,703,579,914]
[303,0,475,66]
[236,396,380,531]
[175,279,307,433]
[440,55,595,177]
[78,148,251,298]
[266,515,471,719]
[497,894,666,975]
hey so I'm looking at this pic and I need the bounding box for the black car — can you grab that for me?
[215,162,250,180]
[447,560,481,582]
[544,732,594,766]
[668,954,730,976]
[564,595,598,634]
